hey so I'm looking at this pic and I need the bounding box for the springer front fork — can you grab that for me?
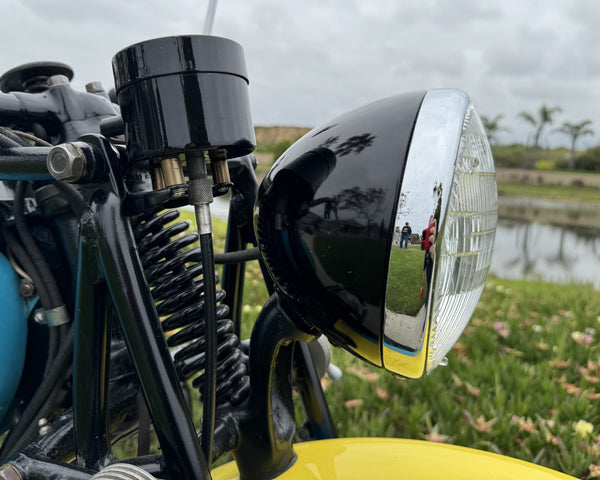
[5,142,335,480]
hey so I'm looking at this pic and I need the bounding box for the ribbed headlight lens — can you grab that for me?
[427,102,497,372]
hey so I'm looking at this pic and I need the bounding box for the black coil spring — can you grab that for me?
[132,207,250,408]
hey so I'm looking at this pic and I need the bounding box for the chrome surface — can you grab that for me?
[383,89,468,377]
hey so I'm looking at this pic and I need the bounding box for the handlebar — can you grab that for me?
[0,80,119,143]
[0,91,54,125]
[0,146,53,181]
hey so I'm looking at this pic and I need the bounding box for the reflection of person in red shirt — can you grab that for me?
[422,216,437,301]
[423,216,436,252]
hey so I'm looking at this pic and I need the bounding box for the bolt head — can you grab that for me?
[85,81,104,93]
[47,144,85,182]
[34,311,46,325]
[47,74,70,88]
[18,280,35,298]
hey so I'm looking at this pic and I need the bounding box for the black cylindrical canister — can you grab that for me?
[112,35,256,162]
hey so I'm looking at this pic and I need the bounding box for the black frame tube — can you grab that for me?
[295,342,336,439]
[221,155,259,338]
[234,294,316,480]
[72,245,111,467]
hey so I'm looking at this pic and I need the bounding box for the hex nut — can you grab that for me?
[85,81,104,93]
[47,143,85,182]
[47,74,70,88]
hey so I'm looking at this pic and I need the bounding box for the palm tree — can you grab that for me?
[518,104,562,149]
[557,120,594,170]
[480,114,508,145]
[517,104,562,168]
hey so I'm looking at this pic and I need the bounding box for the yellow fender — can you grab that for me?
[212,438,575,479]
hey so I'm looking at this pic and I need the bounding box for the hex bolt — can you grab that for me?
[85,81,104,93]
[39,425,51,436]
[37,417,51,435]
[47,143,86,182]
[47,74,70,88]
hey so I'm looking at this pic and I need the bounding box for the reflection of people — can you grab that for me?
[323,198,338,220]
[400,222,412,249]
[422,217,437,300]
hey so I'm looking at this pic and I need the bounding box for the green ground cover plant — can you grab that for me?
[317,277,600,478]
[236,246,600,477]
[146,214,600,478]
[386,246,424,315]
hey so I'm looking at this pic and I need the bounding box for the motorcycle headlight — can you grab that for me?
[255,89,497,378]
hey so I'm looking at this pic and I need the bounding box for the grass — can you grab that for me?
[386,246,426,315]
[497,181,600,206]
[319,277,600,478]
[125,214,600,478]
[231,224,600,478]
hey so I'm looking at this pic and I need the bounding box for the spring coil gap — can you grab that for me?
[132,206,250,408]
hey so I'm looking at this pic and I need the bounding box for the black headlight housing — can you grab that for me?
[256,92,426,368]
[255,89,497,378]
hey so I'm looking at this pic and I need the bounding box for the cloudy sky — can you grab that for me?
[3,0,600,148]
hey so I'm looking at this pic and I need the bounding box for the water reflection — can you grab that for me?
[491,218,600,289]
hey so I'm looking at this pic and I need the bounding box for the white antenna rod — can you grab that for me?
[203,0,219,35]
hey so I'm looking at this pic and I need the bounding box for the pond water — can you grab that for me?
[491,197,600,289]
[491,219,600,289]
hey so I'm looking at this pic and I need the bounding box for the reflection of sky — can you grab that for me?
[395,186,441,234]
[490,219,600,290]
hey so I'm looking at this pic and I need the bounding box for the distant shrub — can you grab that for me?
[534,160,555,170]
[540,147,570,169]
[552,156,570,170]
[491,144,534,168]
[575,146,600,171]
[255,138,295,163]
[571,179,585,187]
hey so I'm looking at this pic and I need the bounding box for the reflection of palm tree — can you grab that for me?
[320,136,339,149]
[519,223,537,276]
[591,238,600,260]
[544,228,574,273]
[504,222,535,275]
[318,132,376,157]
[334,133,375,156]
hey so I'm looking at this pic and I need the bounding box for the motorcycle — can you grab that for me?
[0,34,575,479]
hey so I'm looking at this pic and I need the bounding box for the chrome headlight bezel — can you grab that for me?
[383,89,497,377]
